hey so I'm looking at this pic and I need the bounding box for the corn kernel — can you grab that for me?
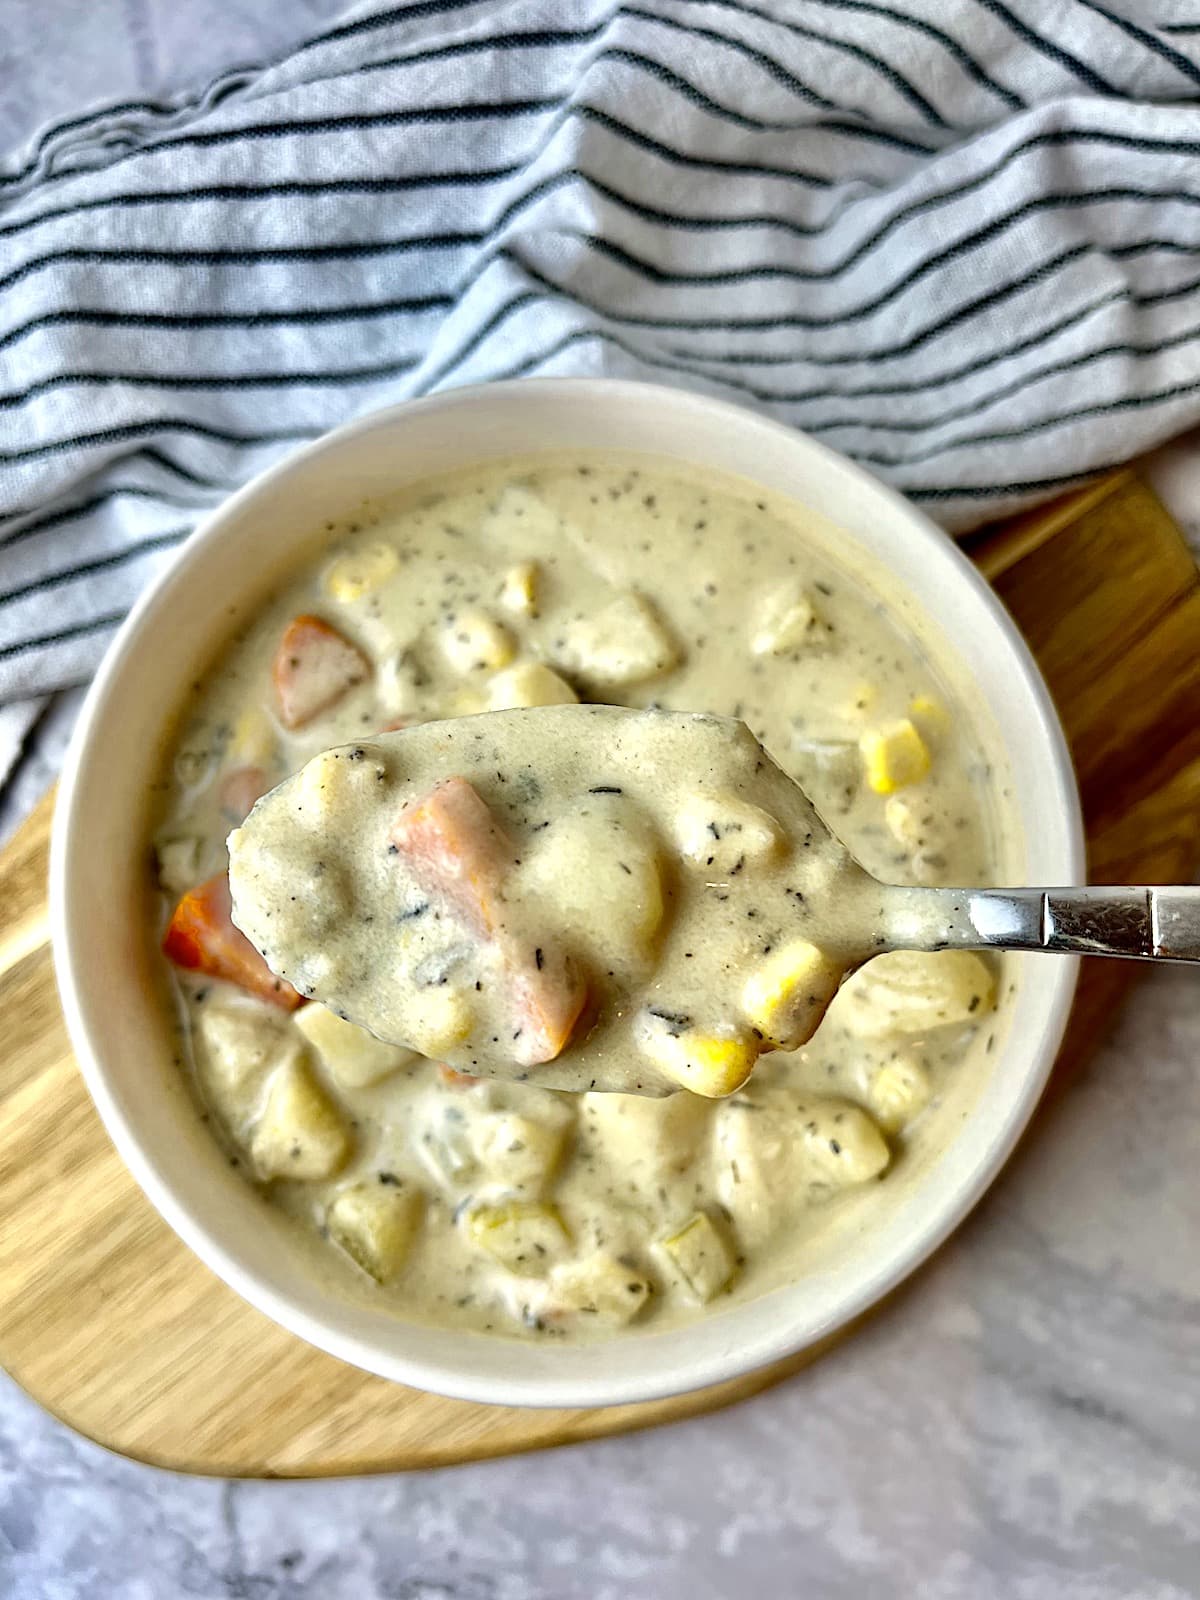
[229,707,277,767]
[864,1055,932,1133]
[441,609,516,673]
[639,1019,759,1098]
[323,541,399,603]
[659,1212,736,1302]
[909,694,951,737]
[465,1200,569,1273]
[859,718,931,794]
[404,985,474,1058]
[741,940,841,1050]
[499,561,539,615]
[486,661,578,710]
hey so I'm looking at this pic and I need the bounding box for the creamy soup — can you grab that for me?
[228,708,995,1100]
[154,455,1007,1337]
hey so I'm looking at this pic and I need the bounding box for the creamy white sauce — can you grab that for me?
[154,453,1007,1339]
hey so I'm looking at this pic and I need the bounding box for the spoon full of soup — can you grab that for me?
[227,705,1200,1097]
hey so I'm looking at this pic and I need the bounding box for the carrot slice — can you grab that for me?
[163,873,304,1011]
[218,765,270,823]
[389,779,586,1065]
[272,614,370,729]
[388,776,514,937]
[438,1064,480,1089]
[508,954,588,1068]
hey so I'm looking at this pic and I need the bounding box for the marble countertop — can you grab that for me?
[2,7,1200,1596]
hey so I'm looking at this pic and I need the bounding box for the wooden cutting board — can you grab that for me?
[2,471,1198,1478]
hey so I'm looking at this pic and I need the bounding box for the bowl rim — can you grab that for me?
[50,377,1084,1409]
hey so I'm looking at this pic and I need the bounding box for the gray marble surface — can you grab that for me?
[3,6,1200,1597]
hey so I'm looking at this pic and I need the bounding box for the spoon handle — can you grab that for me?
[884,885,1200,962]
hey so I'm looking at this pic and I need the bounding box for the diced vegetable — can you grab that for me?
[672,792,781,874]
[195,1000,294,1135]
[272,614,370,729]
[465,1200,570,1274]
[859,718,930,795]
[884,794,923,849]
[486,661,577,710]
[499,561,539,614]
[750,585,817,657]
[293,1002,416,1089]
[228,707,277,767]
[404,983,476,1058]
[741,939,842,1050]
[390,779,586,1065]
[909,694,950,738]
[472,1111,566,1197]
[863,1054,933,1133]
[789,738,861,803]
[219,765,270,823]
[439,608,515,673]
[327,1178,421,1282]
[536,1251,653,1329]
[251,1056,352,1180]
[389,777,514,937]
[554,591,678,690]
[323,541,398,603]
[798,1100,889,1185]
[638,1016,759,1098]
[163,873,304,1010]
[416,1100,478,1188]
[835,950,996,1038]
[658,1212,736,1303]
[438,1063,481,1089]
[582,1090,709,1178]
[155,834,204,895]
[520,800,664,973]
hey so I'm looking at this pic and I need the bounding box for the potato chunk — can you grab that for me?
[486,662,577,710]
[440,608,515,673]
[658,1212,736,1303]
[581,1090,710,1180]
[672,792,781,874]
[327,1179,421,1282]
[835,950,996,1038]
[750,584,817,656]
[196,999,294,1134]
[472,1111,567,1197]
[554,592,678,691]
[465,1200,570,1274]
[251,1056,352,1180]
[293,1003,416,1089]
[536,1251,653,1329]
[519,799,664,974]
[863,1054,933,1133]
[799,1099,889,1185]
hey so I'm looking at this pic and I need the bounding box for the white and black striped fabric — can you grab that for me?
[4,0,1200,795]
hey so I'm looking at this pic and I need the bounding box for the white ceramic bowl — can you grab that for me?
[51,379,1083,1409]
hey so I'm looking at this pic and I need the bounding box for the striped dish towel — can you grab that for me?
[4,0,1200,805]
